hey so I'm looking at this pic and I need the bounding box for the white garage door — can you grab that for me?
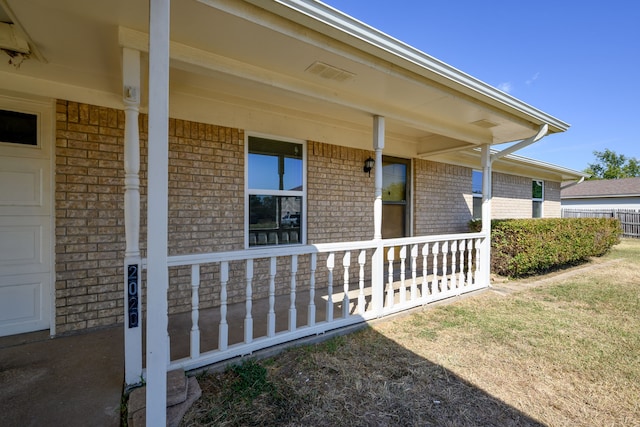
[0,96,53,337]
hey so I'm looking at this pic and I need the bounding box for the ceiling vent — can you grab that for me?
[471,119,499,129]
[305,61,355,82]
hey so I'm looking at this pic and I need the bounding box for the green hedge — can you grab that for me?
[471,218,622,277]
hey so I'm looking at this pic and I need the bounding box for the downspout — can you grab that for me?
[481,123,549,287]
[491,123,548,163]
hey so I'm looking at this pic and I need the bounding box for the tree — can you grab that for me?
[585,149,640,179]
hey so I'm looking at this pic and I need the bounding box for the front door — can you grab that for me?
[381,156,410,240]
[0,97,53,337]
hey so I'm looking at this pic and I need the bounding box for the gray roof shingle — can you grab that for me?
[561,177,640,198]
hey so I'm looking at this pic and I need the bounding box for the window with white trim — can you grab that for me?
[246,135,304,247]
[472,170,483,219]
[532,180,544,218]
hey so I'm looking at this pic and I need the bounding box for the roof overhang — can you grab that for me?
[0,0,569,158]
[428,147,589,182]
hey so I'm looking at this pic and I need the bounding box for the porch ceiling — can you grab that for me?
[1,0,567,156]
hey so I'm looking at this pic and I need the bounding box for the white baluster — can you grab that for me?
[267,257,277,337]
[399,245,407,304]
[431,242,439,296]
[218,261,229,351]
[342,252,351,318]
[441,241,449,292]
[327,253,334,322]
[308,253,317,326]
[422,243,429,300]
[244,259,253,344]
[357,250,366,315]
[190,264,200,358]
[289,255,298,331]
[450,240,457,292]
[386,247,395,308]
[467,239,474,287]
[410,244,418,302]
[458,240,466,289]
[474,238,482,285]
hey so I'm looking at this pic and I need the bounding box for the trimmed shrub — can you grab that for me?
[471,218,621,277]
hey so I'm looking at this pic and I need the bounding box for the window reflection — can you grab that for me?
[382,162,406,202]
[248,195,301,246]
[472,170,483,195]
[248,138,302,191]
[247,136,304,247]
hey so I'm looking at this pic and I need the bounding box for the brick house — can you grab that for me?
[0,0,586,421]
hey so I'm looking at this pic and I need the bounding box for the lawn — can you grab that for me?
[181,239,640,426]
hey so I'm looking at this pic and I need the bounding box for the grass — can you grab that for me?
[181,239,640,426]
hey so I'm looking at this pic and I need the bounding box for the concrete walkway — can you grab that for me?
[0,327,123,427]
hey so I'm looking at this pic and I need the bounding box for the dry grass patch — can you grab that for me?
[181,239,640,426]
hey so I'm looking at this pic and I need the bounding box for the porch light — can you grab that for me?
[363,157,374,176]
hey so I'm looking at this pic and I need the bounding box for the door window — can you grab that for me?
[382,157,409,238]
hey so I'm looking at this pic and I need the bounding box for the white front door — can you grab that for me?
[0,95,54,337]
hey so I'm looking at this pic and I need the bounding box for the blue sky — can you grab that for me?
[323,0,640,173]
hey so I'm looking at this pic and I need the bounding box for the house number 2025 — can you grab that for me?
[127,264,139,328]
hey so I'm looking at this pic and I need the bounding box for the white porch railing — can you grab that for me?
[141,232,487,373]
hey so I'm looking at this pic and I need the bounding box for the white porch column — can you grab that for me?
[480,144,492,287]
[146,0,170,425]
[371,115,385,315]
[122,47,143,386]
[373,115,385,240]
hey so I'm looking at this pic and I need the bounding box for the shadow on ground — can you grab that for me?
[182,323,545,427]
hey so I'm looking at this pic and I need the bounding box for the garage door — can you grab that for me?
[0,97,53,337]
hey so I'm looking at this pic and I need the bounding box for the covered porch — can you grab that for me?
[117,2,555,424]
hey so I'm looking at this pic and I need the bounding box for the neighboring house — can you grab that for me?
[0,0,585,421]
[561,177,640,209]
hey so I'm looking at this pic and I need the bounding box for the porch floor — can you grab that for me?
[0,326,124,427]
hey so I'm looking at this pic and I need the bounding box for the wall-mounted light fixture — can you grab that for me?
[363,157,374,177]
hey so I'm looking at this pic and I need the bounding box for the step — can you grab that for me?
[127,369,202,427]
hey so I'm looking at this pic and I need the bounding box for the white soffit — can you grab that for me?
[239,0,570,134]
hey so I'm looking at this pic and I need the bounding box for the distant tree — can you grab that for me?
[585,149,640,179]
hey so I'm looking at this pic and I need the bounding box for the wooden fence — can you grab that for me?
[561,208,640,238]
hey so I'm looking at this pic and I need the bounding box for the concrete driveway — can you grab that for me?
[0,326,123,427]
